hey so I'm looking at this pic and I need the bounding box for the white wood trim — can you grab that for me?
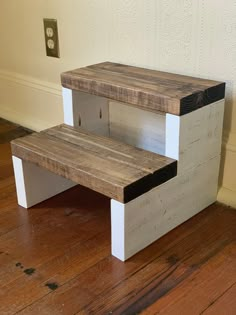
[165,113,180,160]
[62,87,74,126]
[0,106,51,132]
[166,100,224,174]
[222,131,236,153]
[217,186,236,209]
[0,69,61,96]
[12,156,76,208]
[111,156,220,261]
[111,202,125,261]
[111,100,225,261]
[0,71,63,131]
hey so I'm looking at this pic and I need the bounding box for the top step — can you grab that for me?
[61,62,225,116]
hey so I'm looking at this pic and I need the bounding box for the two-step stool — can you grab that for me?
[11,62,225,261]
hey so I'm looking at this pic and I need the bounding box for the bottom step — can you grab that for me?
[11,124,177,203]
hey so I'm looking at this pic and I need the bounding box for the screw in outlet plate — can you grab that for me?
[43,18,60,58]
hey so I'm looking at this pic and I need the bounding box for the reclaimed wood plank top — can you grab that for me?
[11,124,177,203]
[61,62,225,115]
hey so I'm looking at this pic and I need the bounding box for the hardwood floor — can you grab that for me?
[0,118,235,315]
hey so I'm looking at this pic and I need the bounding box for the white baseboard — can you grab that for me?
[222,131,236,153]
[217,187,236,209]
[0,69,63,131]
[0,69,61,96]
[0,105,53,131]
[217,132,236,208]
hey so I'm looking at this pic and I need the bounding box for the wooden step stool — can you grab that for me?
[11,62,225,261]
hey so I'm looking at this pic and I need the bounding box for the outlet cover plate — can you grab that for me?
[43,18,60,58]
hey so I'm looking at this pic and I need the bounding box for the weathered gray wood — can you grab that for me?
[11,124,177,203]
[112,155,220,261]
[61,62,225,115]
[109,101,166,155]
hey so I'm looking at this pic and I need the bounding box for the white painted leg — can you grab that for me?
[111,156,220,261]
[166,100,224,174]
[62,87,74,126]
[12,156,76,208]
[111,202,125,261]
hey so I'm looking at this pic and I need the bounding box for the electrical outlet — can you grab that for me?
[43,19,60,58]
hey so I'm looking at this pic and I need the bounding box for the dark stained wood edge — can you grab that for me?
[180,83,226,115]
[61,72,179,115]
[61,62,225,116]
[123,161,177,203]
[10,140,123,202]
[10,129,177,203]
[88,62,223,88]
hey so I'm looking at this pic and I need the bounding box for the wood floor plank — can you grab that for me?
[0,177,16,204]
[141,244,236,315]
[0,232,110,315]
[16,206,236,315]
[0,119,17,133]
[0,127,31,144]
[0,185,110,314]
[10,207,219,315]
[202,282,236,315]
[0,143,14,180]
[0,186,109,279]
[75,208,236,315]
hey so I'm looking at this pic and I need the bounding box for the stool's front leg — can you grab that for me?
[12,156,75,208]
[110,154,220,261]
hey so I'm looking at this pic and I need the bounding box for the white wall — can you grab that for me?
[0,0,235,207]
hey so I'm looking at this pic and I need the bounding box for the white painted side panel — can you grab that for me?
[109,101,166,155]
[72,90,109,136]
[166,100,224,174]
[12,156,76,209]
[111,156,220,261]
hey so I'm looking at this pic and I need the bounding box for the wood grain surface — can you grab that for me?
[61,62,225,115]
[11,124,177,203]
[0,118,236,315]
